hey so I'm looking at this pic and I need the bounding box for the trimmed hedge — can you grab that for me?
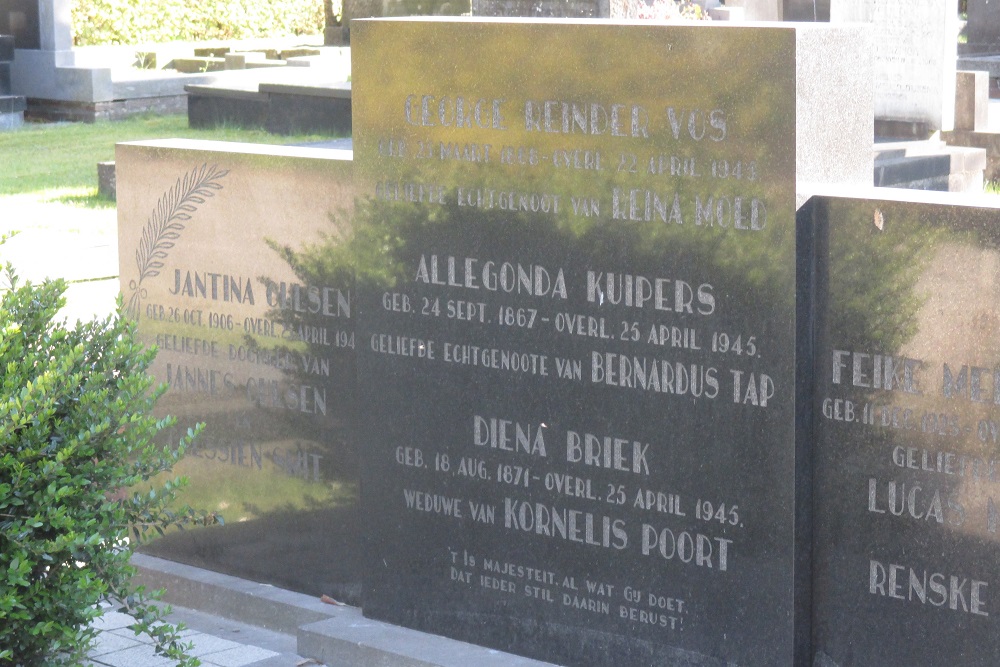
[72,0,324,46]
[0,268,221,665]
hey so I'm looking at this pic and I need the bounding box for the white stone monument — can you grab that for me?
[832,0,957,133]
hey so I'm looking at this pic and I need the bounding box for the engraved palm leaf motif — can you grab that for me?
[126,164,229,318]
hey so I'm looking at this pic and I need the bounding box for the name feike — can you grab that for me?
[832,349,1000,404]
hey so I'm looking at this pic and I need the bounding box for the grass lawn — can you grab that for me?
[0,114,340,207]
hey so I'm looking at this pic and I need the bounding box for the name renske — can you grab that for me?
[870,559,988,616]
[416,255,567,298]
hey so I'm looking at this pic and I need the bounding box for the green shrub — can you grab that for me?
[72,0,324,46]
[0,268,221,666]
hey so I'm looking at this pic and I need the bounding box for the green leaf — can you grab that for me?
[0,267,214,662]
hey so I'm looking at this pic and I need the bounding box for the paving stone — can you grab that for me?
[91,644,175,667]
[88,631,143,656]
[200,645,280,667]
[90,611,136,632]
[108,626,154,643]
[186,632,244,657]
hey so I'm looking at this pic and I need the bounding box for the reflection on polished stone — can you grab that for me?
[808,191,1000,666]
[351,18,802,666]
[116,139,361,603]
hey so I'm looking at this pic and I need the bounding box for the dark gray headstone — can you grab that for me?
[808,191,1000,666]
[967,0,1000,52]
[0,32,24,127]
[0,0,40,49]
[352,18,806,667]
[0,33,14,60]
[472,0,604,17]
[782,0,829,20]
[0,62,10,95]
[0,91,24,113]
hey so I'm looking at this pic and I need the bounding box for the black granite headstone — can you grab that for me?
[0,0,40,49]
[0,33,24,120]
[0,62,11,95]
[807,192,1000,666]
[782,0,830,21]
[0,32,13,61]
[352,18,806,667]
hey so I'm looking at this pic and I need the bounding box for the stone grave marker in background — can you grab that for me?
[0,0,41,49]
[341,0,470,41]
[782,0,829,20]
[954,70,989,133]
[0,33,25,128]
[568,0,779,21]
[831,0,957,135]
[807,190,1000,666]
[116,139,362,604]
[0,0,119,115]
[348,17,868,666]
[473,0,606,18]
[720,0,782,21]
[966,0,1000,55]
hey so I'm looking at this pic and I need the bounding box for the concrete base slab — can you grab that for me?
[173,57,226,73]
[874,118,937,140]
[299,611,561,667]
[187,90,267,129]
[110,70,221,101]
[0,93,26,113]
[132,554,566,667]
[26,94,187,122]
[874,139,987,192]
[944,128,1000,183]
[186,75,351,135]
[11,49,111,102]
[132,553,340,635]
[265,91,350,135]
[87,601,309,667]
[0,110,23,129]
[258,80,350,98]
